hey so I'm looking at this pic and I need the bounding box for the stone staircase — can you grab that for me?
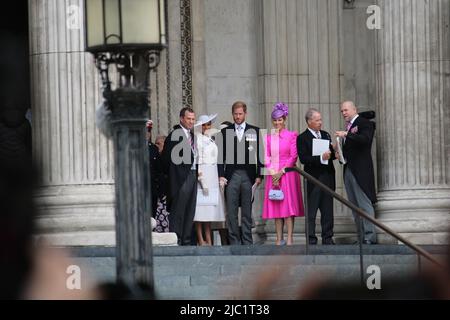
[258,219,405,245]
[69,245,446,299]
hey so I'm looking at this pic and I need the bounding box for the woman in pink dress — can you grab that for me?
[262,103,304,245]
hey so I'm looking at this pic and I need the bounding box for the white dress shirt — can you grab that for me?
[180,124,191,140]
[308,127,321,139]
[308,127,328,165]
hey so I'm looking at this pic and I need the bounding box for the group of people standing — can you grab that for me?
[149,100,377,246]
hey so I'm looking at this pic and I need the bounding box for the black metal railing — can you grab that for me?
[285,166,443,285]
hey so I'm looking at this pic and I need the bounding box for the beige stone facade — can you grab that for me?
[29,0,449,245]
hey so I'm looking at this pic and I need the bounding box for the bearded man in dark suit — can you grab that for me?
[218,101,263,245]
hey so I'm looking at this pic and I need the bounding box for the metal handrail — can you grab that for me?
[286,166,443,268]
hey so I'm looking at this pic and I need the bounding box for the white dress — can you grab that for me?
[193,133,226,222]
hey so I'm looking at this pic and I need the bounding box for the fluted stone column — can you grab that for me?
[256,0,357,242]
[375,0,450,244]
[29,0,115,245]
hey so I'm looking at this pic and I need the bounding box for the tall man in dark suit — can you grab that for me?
[161,107,197,245]
[336,101,377,244]
[218,101,263,245]
[297,108,336,245]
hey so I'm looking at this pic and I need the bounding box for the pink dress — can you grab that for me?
[262,129,304,219]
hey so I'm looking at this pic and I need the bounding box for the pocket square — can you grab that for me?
[350,126,359,134]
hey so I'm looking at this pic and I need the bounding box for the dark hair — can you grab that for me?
[179,107,195,118]
[231,101,247,113]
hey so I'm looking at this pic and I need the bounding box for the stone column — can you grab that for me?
[191,0,207,116]
[29,0,115,246]
[375,0,450,244]
[148,0,192,136]
[256,0,356,243]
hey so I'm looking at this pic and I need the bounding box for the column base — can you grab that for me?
[376,189,450,244]
[35,184,115,246]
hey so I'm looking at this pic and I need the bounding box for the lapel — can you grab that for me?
[243,124,251,142]
[175,124,195,156]
[242,124,257,146]
[227,124,238,144]
[306,128,319,142]
[320,130,331,141]
[349,116,360,132]
[344,117,359,147]
[174,124,187,140]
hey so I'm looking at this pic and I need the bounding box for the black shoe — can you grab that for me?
[322,239,335,245]
[308,238,318,245]
[363,240,377,245]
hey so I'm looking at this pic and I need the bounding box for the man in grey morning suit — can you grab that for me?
[218,101,263,245]
[161,107,198,245]
[336,101,377,244]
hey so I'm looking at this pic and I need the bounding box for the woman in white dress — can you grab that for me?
[193,114,226,246]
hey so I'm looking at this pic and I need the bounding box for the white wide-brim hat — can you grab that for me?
[194,113,218,127]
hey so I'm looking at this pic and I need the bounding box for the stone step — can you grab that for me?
[68,245,446,299]
[73,258,419,299]
[155,262,421,299]
[67,244,447,257]
[73,254,420,278]
[155,264,417,300]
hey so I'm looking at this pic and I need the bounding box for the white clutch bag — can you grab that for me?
[197,188,219,205]
[268,188,284,201]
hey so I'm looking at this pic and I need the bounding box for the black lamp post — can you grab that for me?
[84,0,167,291]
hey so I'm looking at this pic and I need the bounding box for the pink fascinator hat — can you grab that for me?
[271,102,289,119]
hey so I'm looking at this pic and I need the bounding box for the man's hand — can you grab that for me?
[335,131,347,139]
[322,150,332,161]
[255,178,262,186]
[334,149,340,158]
[219,177,228,189]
